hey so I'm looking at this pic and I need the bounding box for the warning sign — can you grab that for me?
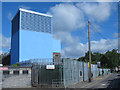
[0,67,8,70]
[46,65,55,69]
[88,62,90,67]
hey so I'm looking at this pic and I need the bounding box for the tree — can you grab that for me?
[77,49,120,70]
[104,49,119,70]
[100,55,109,68]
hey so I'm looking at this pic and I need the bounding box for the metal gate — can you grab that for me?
[31,64,64,88]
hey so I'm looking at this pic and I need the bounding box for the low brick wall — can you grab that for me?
[1,66,31,88]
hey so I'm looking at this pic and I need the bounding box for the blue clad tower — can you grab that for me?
[11,8,61,65]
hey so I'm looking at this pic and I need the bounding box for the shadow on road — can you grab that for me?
[107,73,120,88]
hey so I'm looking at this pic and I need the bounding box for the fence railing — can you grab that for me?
[18,58,111,88]
[19,58,63,66]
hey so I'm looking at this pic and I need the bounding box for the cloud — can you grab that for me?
[47,3,86,33]
[53,31,79,45]
[112,33,118,38]
[62,42,87,58]
[0,50,2,55]
[91,39,118,53]
[76,3,112,22]
[96,0,118,2]
[47,3,112,33]
[47,3,117,58]
[0,33,11,49]
[19,5,31,10]
[62,38,118,58]
[53,31,87,58]
[8,12,12,20]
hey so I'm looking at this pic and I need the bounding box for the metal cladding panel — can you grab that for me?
[12,11,20,37]
[11,31,19,65]
[11,11,20,65]
[19,30,53,62]
[20,11,52,33]
[53,39,61,53]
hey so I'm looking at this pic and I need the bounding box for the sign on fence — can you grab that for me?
[0,67,8,70]
[97,62,101,68]
[88,62,90,67]
[46,65,55,69]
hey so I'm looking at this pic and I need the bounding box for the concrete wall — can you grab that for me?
[2,66,31,88]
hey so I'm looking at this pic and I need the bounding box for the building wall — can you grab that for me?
[11,31,19,65]
[11,9,61,65]
[20,11,52,34]
[19,30,53,62]
[11,11,20,65]
[53,39,61,53]
[11,11,20,37]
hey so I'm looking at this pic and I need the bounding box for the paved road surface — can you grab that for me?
[1,72,120,89]
[72,72,120,88]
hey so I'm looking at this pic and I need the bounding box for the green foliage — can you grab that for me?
[77,49,120,70]
[12,63,19,66]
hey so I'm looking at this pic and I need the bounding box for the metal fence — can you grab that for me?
[19,58,110,88]
[63,59,111,88]
[63,59,84,87]
[31,64,64,88]
[19,58,62,66]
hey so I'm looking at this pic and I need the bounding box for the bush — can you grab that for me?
[12,63,19,66]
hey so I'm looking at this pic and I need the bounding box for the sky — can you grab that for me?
[0,2,118,58]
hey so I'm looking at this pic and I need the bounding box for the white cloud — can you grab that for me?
[0,33,11,49]
[47,3,86,33]
[53,31,79,45]
[62,38,118,58]
[76,3,112,22]
[0,50,2,55]
[8,12,12,20]
[96,0,118,2]
[47,3,117,58]
[62,42,87,58]
[91,39,118,53]
[47,3,112,33]
[53,31,87,58]
[112,33,118,38]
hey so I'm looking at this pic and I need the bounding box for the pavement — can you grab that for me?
[1,72,120,89]
[68,72,120,89]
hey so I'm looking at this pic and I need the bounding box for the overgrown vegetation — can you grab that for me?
[78,49,120,70]
[12,63,19,66]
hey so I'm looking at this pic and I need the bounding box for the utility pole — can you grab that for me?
[88,21,92,82]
